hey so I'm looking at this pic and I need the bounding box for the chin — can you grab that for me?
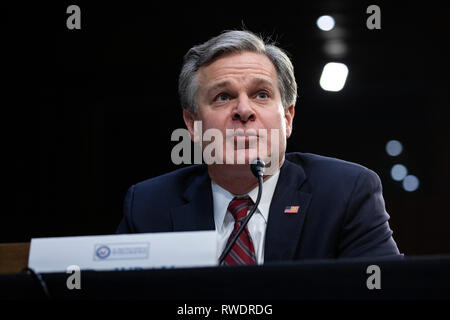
[223,149,261,165]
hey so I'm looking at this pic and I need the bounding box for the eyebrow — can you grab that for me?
[205,78,275,95]
[249,78,275,90]
[205,81,232,95]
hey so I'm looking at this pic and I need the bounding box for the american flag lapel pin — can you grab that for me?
[284,205,300,214]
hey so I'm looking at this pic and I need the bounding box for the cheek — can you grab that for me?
[199,110,227,130]
[197,111,230,148]
[272,112,288,147]
[267,110,286,132]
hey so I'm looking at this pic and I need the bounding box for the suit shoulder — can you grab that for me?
[132,164,207,195]
[286,152,376,181]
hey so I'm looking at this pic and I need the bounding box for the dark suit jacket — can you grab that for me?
[117,152,402,262]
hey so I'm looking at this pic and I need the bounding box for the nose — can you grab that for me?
[232,94,255,123]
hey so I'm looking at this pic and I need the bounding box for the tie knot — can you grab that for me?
[228,196,253,222]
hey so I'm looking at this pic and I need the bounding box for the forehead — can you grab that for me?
[197,51,278,87]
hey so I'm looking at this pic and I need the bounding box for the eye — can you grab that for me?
[256,91,269,99]
[215,93,230,102]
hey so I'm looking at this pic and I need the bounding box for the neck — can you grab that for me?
[208,156,284,195]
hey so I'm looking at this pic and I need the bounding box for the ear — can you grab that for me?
[183,109,198,141]
[284,105,295,138]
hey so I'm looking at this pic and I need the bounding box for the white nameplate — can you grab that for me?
[28,231,217,273]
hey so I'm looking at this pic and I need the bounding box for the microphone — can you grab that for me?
[218,158,265,265]
[250,157,265,178]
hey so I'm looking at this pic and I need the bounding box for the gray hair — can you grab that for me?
[178,30,297,113]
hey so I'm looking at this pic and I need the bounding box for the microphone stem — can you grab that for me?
[218,174,263,266]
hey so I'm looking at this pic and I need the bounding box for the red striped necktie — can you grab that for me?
[223,196,257,266]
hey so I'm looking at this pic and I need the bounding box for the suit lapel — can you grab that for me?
[264,159,312,262]
[170,168,215,231]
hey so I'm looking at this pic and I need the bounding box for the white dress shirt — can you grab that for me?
[212,170,280,265]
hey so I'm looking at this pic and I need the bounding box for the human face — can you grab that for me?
[184,51,294,171]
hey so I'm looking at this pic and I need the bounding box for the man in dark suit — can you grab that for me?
[117,30,401,264]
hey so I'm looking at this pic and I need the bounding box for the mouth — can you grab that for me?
[224,129,267,150]
[231,135,258,150]
[226,128,259,138]
[234,133,258,137]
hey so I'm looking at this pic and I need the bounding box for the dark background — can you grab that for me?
[9,1,450,255]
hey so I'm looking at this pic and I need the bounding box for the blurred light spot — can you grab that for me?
[319,62,348,92]
[317,15,335,31]
[386,140,403,156]
[391,164,408,181]
[403,175,420,192]
[324,40,347,57]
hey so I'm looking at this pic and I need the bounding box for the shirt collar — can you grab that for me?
[211,170,281,232]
